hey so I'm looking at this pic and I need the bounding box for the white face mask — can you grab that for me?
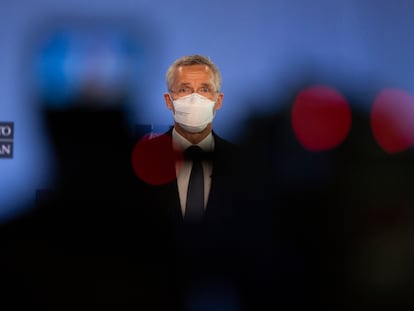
[171,93,216,133]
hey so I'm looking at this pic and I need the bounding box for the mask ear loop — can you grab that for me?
[211,91,220,116]
[167,93,177,116]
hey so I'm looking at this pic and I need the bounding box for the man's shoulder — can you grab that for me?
[212,131,236,145]
[212,132,241,169]
[212,131,239,152]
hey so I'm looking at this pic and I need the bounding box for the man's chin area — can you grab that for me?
[176,124,209,135]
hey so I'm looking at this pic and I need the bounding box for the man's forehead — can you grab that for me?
[177,64,211,74]
[173,65,214,86]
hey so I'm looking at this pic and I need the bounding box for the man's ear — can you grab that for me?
[214,93,224,111]
[164,93,174,110]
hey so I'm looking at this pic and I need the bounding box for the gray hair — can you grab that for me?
[166,54,222,92]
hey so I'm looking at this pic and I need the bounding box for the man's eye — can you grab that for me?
[199,87,210,93]
[179,87,192,94]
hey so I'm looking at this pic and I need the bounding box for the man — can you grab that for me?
[131,54,254,309]
[132,54,240,224]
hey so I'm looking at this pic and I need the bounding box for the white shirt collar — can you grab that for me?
[172,128,214,153]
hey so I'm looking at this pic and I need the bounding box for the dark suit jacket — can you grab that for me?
[132,128,257,308]
[133,129,241,221]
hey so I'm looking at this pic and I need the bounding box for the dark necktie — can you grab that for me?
[184,145,204,222]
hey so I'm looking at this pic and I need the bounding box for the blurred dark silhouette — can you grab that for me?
[238,108,344,310]
[0,97,175,309]
[236,82,414,310]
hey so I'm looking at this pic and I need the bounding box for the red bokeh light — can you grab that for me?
[371,88,414,154]
[291,85,352,152]
[131,133,183,185]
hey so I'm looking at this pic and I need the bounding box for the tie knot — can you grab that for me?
[184,145,203,160]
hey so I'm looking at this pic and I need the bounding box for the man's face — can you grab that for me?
[164,65,223,113]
